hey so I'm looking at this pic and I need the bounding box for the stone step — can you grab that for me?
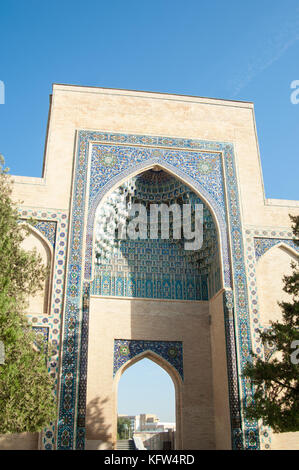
[116,439,136,450]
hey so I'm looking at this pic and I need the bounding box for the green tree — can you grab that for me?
[243,215,299,433]
[0,156,56,433]
[117,417,132,440]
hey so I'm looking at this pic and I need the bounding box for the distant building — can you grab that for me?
[118,414,137,433]
[139,414,160,432]
[157,422,176,432]
[119,413,175,433]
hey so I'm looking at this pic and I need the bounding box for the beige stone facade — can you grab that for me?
[1,85,298,450]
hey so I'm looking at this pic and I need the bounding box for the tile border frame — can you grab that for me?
[17,206,68,450]
[56,130,260,450]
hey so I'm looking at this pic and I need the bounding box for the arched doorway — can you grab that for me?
[115,352,180,450]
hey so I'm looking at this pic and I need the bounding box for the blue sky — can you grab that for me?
[1,1,299,200]
[118,359,175,422]
[1,1,299,422]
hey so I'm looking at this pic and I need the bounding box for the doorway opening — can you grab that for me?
[114,352,182,450]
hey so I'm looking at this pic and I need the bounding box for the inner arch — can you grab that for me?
[92,169,222,300]
[115,353,180,449]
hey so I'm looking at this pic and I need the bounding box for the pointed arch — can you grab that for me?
[20,222,53,314]
[275,242,299,259]
[255,238,299,262]
[112,350,183,450]
[19,222,54,254]
[84,159,230,290]
[256,241,298,326]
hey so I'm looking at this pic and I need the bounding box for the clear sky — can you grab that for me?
[118,359,175,422]
[1,0,299,200]
[1,1,299,422]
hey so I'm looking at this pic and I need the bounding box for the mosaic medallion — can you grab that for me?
[96,149,117,167]
[197,160,214,174]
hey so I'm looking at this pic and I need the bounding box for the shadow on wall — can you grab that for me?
[0,432,38,450]
[135,430,175,450]
[86,396,112,449]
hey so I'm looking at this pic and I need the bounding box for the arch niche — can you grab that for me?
[20,223,53,314]
[86,160,229,289]
[256,243,299,326]
[84,161,233,450]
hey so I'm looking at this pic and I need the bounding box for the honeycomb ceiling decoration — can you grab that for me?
[94,170,218,271]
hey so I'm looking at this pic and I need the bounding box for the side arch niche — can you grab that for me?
[20,224,53,314]
[256,243,299,326]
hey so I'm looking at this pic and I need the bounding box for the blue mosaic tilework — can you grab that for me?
[222,145,260,450]
[254,238,299,261]
[33,221,57,247]
[57,131,259,450]
[76,282,90,449]
[90,146,225,212]
[222,291,243,449]
[92,271,209,300]
[113,339,184,381]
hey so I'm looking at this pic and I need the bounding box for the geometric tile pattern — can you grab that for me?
[222,290,243,449]
[92,269,210,301]
[76,282,90,448]
[57,131,260,450]
[222,149,260,450]
[113,339,184,380]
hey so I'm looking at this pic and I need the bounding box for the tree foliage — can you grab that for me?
[117,417,132,440]
[0,156,56,433]
[243,215,299,433]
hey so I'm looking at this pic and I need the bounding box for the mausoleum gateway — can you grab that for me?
[1,85,299,450]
